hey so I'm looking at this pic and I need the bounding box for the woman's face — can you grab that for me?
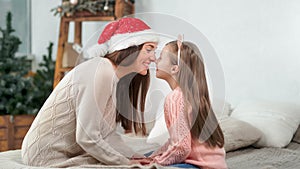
[155,45,174,80]
[133,42,157,75]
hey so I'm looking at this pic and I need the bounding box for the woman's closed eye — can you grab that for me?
[146,48,156,54]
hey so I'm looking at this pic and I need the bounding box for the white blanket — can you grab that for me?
[0,150,179,169]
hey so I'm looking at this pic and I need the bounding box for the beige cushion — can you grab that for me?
[220,117,262,152]
[293,125,300,143]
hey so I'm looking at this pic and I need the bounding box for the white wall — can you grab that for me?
[31,0,59,70]
[136,0,300,106]
[32,0,300,106]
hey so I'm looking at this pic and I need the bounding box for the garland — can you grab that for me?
[51,0,134,17]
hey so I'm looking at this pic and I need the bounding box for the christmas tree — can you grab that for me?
[0,12,55,115]
[31,42,55,110]
[0,12,34,115]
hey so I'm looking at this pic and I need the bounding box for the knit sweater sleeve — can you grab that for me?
[74,58,130,165]
[151,89,192,165]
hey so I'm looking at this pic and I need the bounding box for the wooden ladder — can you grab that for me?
[53,0,134,88]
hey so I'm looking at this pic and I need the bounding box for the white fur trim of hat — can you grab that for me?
[86,18,159,59]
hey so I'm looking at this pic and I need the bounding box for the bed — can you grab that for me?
[222,101,300,169]
[0,100,300,169]
[0,140,299,169]
[226,141,300,169]
[0,150,175,169]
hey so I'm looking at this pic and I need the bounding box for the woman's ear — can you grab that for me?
[171,65,179,75]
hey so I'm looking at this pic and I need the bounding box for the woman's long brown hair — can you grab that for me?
[104,44,149,135]
[167,41,224,148]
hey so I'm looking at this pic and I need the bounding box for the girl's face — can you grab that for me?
[155,45,175,80]
[133,42,157,75]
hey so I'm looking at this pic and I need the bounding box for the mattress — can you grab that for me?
[0,150,176,169]
[1,142,299,169]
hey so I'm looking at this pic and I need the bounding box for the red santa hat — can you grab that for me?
[87,17,159,58]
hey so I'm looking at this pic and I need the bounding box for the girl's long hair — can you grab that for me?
[104,44,149,135]
[167,41,224,148]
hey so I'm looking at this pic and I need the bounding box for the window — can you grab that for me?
[0,0,31,55]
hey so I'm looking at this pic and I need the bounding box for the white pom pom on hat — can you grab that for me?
[86,17,159,59]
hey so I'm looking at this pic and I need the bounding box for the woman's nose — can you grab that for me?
[149,54,156,62]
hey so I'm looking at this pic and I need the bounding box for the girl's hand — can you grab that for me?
[129,159,142,165]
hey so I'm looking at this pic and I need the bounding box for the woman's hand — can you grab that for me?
[130,158,153,165]
[131,153,146,159]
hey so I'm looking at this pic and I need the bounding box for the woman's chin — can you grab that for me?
[138,70,148,76]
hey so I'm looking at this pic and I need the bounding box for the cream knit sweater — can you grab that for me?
[21,57,133,167]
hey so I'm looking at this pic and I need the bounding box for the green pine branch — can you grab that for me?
[51,0,115,17]
[0,12,21,60]
[0,12,55,115]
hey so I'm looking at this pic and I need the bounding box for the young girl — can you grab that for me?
[140,38,227,169]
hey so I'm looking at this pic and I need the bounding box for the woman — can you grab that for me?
[21,17,158,167]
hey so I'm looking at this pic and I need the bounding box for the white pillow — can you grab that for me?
[146,110,169,145]
[115,125,160,155]
[220,117,262,152]
[231,101,300,148]
[119,133,160,155]
[212,99,232,120]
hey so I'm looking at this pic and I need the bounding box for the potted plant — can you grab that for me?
[0,12,55,151]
